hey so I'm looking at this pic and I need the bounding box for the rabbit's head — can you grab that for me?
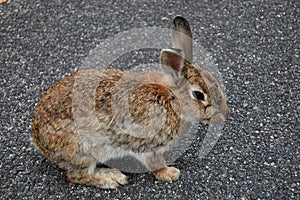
[159,16,229,124]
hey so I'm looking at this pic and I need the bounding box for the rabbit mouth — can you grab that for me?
[207,113,226,124]
[201,109,226,123]
[202,117,216,124]
[200,115,213,123]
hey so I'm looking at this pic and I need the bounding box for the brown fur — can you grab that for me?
[32,16,229,188]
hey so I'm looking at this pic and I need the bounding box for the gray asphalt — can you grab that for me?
[0,0,299,199]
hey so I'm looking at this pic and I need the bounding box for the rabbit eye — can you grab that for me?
[192,90,205,101]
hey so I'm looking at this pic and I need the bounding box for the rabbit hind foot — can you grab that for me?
[67,167,128,189]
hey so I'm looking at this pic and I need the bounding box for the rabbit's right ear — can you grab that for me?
[172,16,193,63]
[160,48,185,79]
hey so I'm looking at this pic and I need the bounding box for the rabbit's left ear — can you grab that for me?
[160,48,185,78]
[172,16,193,63]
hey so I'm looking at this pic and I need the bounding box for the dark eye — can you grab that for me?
[192,91,205,101]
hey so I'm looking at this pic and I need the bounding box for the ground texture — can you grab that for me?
[0,0,299,199]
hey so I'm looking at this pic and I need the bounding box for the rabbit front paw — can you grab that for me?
[153,166,180,182]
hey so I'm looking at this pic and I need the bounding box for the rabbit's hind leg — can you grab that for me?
[66,165,128,189]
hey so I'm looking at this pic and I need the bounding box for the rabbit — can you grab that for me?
[32,16,229,189]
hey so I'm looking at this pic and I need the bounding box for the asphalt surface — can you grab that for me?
[0,0,299,199]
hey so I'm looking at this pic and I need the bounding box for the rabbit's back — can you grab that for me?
[32,67,185,162]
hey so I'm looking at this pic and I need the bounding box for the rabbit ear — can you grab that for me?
[160,48,185,78]
[172,16,193,63]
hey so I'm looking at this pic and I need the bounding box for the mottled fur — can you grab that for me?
[32,16,229,188]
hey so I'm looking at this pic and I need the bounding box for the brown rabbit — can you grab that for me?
[32,16,229,189]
